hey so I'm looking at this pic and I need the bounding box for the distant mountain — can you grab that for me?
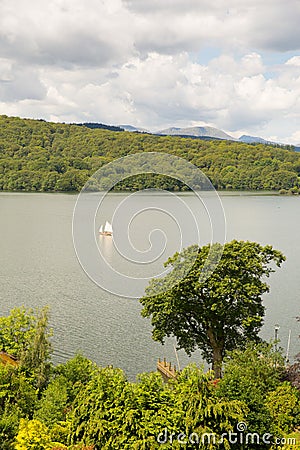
[157,126,234,140]
[119,124,149,133]
[238,134,299,150]
[76,121,299,151]
[238,135,272,144]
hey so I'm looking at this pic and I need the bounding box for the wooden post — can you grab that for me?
[157,358,178,381]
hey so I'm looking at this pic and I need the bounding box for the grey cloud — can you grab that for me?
[123,0,210,13]
[239,0,300,52]
[38,33,119,67]
[0,34,119,68]
[125,0,300,55]
[0,0,134,68]
[0,64,46,102]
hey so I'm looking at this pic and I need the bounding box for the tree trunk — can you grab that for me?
[212,346,223,379]
[207,327,223,379]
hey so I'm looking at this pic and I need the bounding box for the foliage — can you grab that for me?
[54,354,98,403]
[34,376,68,427]
[284,361,300,391]
[140,240,285,378]
[217,343,288,435]
[279,431,300,450]
[0,402,24,450]
[21,307,53,390]
[1,303,299,449]
[171,365,247,449]
[68,365,246,449]
[0,307,39,357]
[68,367,129,448]
[266,383,300,434]
[0,115,300,192]
[0,306,52,390]
[0,365,37,417]
[14,418,66,450]
[0,307,52,447]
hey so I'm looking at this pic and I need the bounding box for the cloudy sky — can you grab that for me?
[0,0,300,143]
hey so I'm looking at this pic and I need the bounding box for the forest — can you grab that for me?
[0,115,300,193]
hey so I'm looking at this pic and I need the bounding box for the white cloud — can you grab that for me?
[286,56,300,67]
[290,131,300,145]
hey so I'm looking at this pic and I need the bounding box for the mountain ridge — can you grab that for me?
[117,124,296,149]
[157,126,234,140]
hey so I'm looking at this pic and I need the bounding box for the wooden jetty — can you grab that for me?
[157,357,178,381]
[0,350,19,367]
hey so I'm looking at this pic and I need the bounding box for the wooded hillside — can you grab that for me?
[0,115,299,192]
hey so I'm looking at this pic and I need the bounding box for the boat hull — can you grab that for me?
[99,231,112,236]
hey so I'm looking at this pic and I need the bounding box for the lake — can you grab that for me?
[0,191,299,379]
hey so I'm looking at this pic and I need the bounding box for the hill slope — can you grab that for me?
[0,115,299,192]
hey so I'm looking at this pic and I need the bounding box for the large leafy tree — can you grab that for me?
[140,240,285,378]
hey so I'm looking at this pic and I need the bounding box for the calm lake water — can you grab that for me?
[0,191,299,378]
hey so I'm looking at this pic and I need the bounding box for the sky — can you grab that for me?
[0,0,300,143]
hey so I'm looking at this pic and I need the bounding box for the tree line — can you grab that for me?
[1,115,300,193]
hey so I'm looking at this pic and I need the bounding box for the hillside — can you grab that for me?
[0,115,300,192]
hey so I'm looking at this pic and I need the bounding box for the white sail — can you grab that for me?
[99,225,103,233]
[104,221,113,233]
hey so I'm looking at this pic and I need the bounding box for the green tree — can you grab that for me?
[34,376,68,427]
[171,366,246,449]
[266,383,300,434]
[0,307,52,389]
[14,419,66,450]
[0,365,38,449]
[21,307,52,389]
[54,354,98,403]
[68,365,246,449]
[217,343,285,435]
[140,240,285,378]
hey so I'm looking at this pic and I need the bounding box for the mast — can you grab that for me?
[173,343,181,372]
[286,329,291,365]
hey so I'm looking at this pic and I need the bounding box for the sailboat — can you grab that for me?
[99,221,113,236]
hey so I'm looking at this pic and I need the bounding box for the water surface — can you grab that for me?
[0,192,299,378]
